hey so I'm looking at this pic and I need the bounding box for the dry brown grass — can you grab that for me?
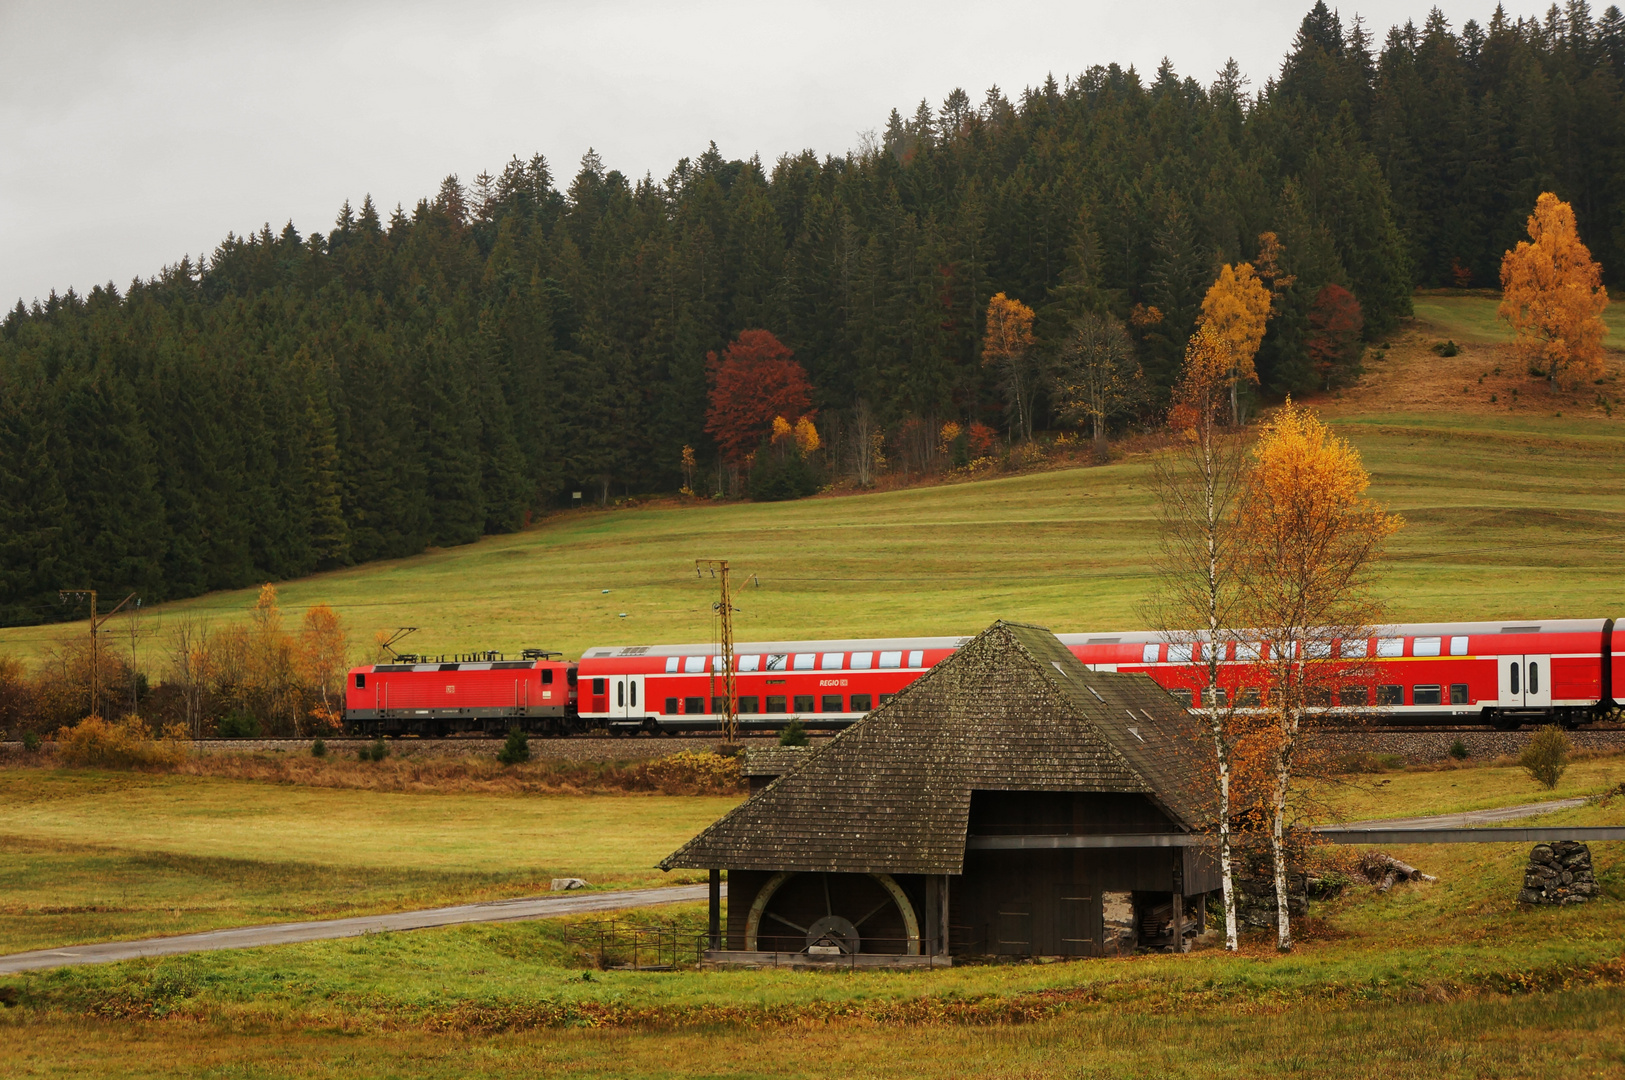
[162,747,744,796]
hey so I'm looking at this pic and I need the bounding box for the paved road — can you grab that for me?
[1340,797,1589,831]
[0,883,722,974]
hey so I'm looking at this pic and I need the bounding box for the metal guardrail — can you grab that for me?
[1312,826,1625,843]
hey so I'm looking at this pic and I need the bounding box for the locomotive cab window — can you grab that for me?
[542,669,554,684]
[354,673,366,689]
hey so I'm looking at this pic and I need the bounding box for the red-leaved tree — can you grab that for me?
[705,330,815,463]
[1306,284,1364,389]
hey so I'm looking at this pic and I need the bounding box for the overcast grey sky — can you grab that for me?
[2,0,1498,309]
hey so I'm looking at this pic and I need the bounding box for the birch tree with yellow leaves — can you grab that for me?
[1198,262,1273,425]
[982,293,1040,442]
[1499,193,1610,388]
[1237,401,1402,952]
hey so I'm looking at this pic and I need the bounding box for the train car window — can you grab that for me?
[738,696,760,714]
[665,657,680,674]
[592,678,606,695]
[616,682,625,707]
[850,694,873,711]
[630,682,637,707]
[1168,644,1193,664]
[664,697,678,715]
[354,673,366,689]
[1169,688,1193,707]
[1528,662,1539,695]
[1340,639,1368,659]
[765,654,787,671]
[1307,687,1332,706]
[1450,636,1469,656]
[820,695,843,712]
[1305,641,1332,659]
[1141,644,1160,663]
[1238,687,1262,706]
[739,655,761,672]
[542,669,554,684]
[1377,638,1404,657]
[684,655,707,674]
[908,650,924,667]
[765,695,787,713]
[684,696,705,714]
[879,694,896,705]
[1450,684,1469,704]
[439,663,460,671]
[850,652,873,670]
[792,654,815,671]
[879,651,903,669]
[711,697,727,714]
[1413,637,1442,657]
[793,695,814,712]
[1510,662,1520,694]
[1413,685,1442,705]
[821,652,844,670]
[1339,687,1368,707]
[1202,687,1228,707]
[1236,643,1260,661]
[1377,684,1403,705]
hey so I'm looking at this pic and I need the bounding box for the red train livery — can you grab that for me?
[347,618,1622,736]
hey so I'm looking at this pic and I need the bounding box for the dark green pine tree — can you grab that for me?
[415,336,485,546]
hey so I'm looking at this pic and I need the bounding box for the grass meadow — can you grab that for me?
[1,296,1619,671]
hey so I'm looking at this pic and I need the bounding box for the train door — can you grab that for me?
[610,674,645,720]
[1498,655,1553,708]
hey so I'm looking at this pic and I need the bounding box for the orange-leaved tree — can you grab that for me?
[1236,401,1401,952]
[981,293,1039,442]
[1498,192,1610,387]
[297,603,348,732]
[705,330,815,463]
[1197,262,1273,425]
[1150,319,1252,951]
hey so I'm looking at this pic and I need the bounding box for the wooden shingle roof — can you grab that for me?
[661,620,1215,875]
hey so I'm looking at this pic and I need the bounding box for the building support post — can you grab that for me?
[708,868,721,951]
[925,876,939,955]
[941,875,951,957]
[1171,852,1186,953]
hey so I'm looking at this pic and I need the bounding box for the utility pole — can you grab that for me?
[126,598,143,720]
[695,560,736,742]
[58,590,136,719]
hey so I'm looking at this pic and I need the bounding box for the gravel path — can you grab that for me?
[0,883,721,974]
[1339,797,1590,830]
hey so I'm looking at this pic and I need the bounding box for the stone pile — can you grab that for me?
[1518,841,1598,905]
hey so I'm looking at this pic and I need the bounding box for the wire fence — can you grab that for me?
[562,920,711,970]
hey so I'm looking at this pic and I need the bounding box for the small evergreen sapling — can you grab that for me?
[498,728,530,765]
[778,719,809,746]
[311,738,327,758]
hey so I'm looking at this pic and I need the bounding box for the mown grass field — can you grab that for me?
[1,296,1619,671]
[0,768,734,953]
[1,767,1622,1077]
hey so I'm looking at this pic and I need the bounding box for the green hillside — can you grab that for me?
[3,296,1620,669]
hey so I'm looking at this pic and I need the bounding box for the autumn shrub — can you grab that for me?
[498,728,531,765]
[55,716,187,770]
[1519,726,1570,789]
[632,751,743,795]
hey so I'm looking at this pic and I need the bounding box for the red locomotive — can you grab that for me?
[347,618,1623,736]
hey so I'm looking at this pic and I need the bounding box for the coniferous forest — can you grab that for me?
[3,3,1623,625]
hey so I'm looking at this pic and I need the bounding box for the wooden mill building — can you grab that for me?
[662,620,1220,965]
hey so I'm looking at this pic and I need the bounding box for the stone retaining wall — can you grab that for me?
[1304,728,1625,764]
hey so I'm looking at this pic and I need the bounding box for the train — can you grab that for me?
[344,617,1624,737]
